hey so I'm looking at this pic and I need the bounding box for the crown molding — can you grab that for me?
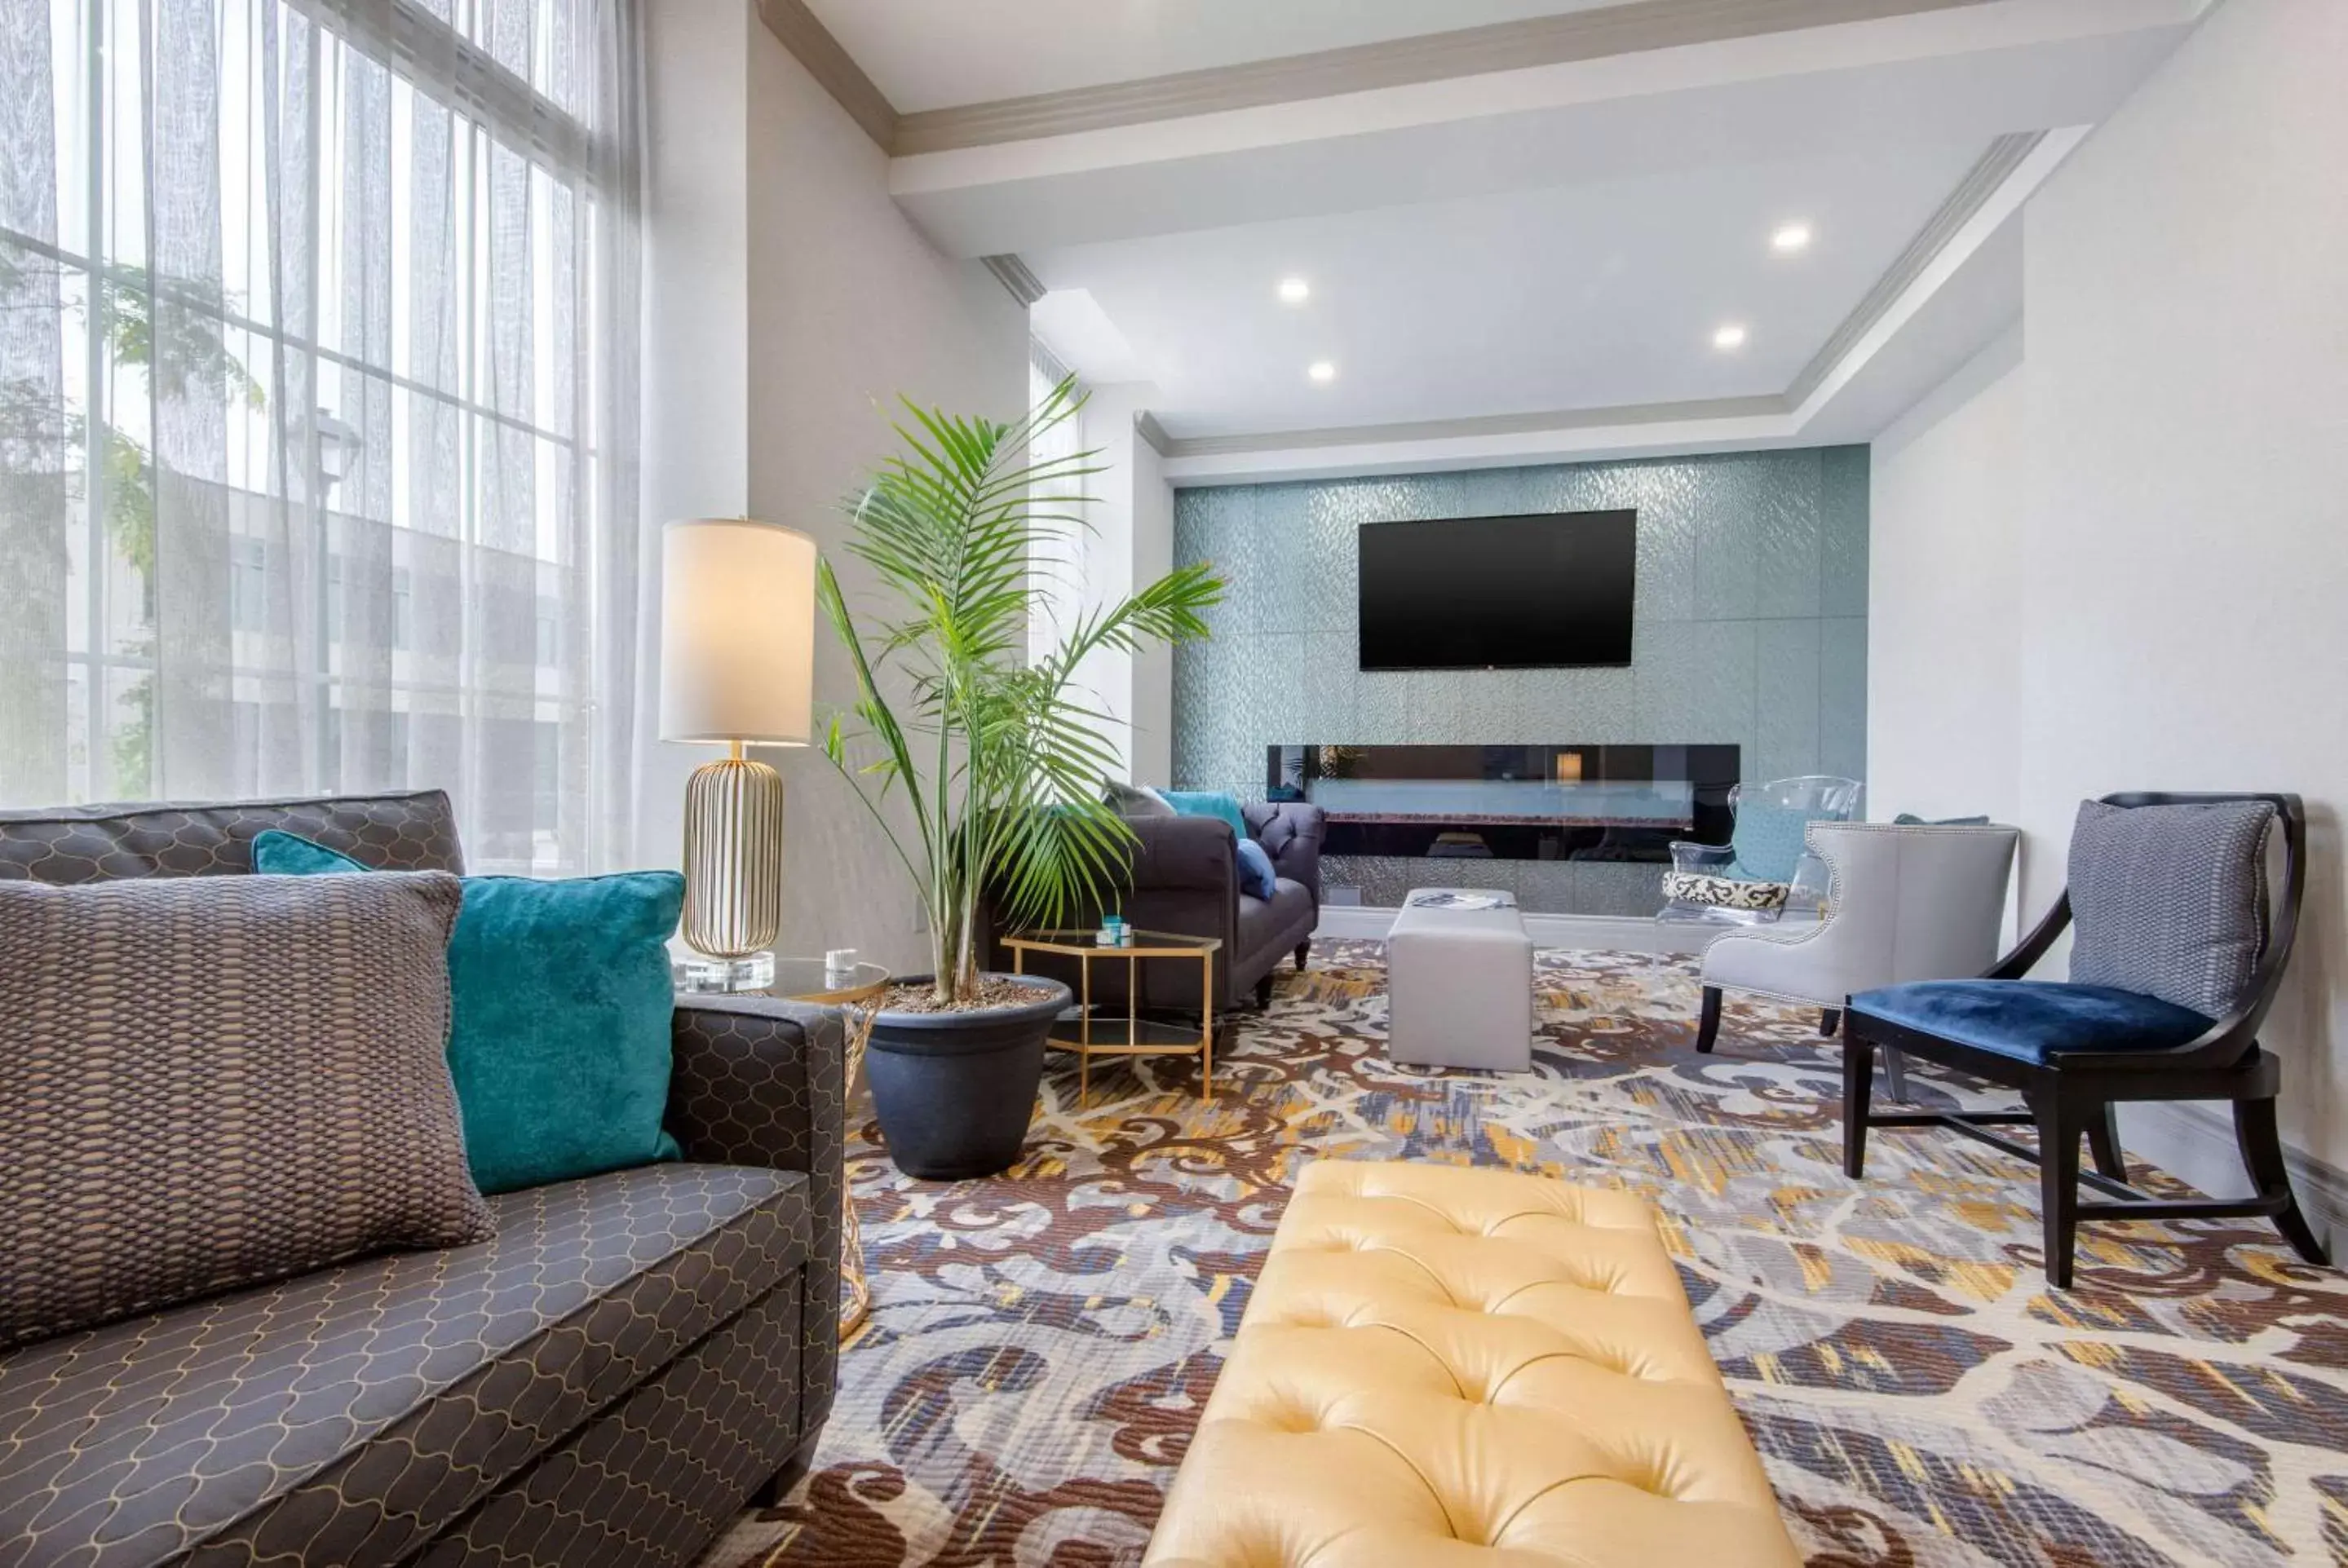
[983,254,1048,307]
[1782,130,2043,409]
[1028,338,1075,393]
[755,0,895,150]
[1161,396,1787,461]
[1161,126,2067,477]
[1134,411,1174,459]
[758,0,2006,159]
[891,0,2000,157]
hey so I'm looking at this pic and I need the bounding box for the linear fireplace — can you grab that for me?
[1267,744,1739,864]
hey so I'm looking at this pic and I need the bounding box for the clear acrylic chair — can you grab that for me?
[1659,775,1864,927]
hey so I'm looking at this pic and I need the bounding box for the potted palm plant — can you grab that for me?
[820,379,1222,1179]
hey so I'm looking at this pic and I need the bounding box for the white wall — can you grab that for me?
[1868,324,2027,896]
[1869,0,2348,1209]
[2019,0,2348,1195]
[1128,422,1175,788]
[639,6,750,528]
[1057,382,1180,788]
[639,0,1026,974]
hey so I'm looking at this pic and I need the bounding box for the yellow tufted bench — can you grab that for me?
[1144,1159,1800,1567]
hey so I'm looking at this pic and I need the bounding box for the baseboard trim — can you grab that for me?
[1315,905,1720,954]
[2117,1102,2348,1258]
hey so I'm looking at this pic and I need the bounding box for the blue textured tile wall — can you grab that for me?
[1171,446,1869,913]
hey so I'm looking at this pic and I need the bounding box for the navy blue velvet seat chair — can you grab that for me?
[1842,792,2324,1289]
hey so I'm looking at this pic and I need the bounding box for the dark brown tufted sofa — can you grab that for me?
[986,801,1325,1013]
[0,791,841,1567]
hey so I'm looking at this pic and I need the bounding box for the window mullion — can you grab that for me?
[458,117,481,840]
[81,0,107,801]
[304,20,327,795]
[2,221,576,453]
[134,0,165,799]
[281,0,595,187]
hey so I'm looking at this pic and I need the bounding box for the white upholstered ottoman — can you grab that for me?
[1386,888,1535,1071]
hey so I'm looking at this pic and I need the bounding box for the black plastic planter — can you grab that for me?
[862,974,1071,1181]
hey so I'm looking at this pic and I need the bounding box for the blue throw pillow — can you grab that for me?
[1158,789,1249,840]
[1234,837,1278,900]
[1727,802,1818,883]
[252,829,683,1194]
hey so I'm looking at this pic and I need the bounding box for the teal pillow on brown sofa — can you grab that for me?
[253,830,686,1194]
[0,872,494,1348]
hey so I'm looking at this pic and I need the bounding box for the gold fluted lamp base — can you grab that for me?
[681,742,785,989]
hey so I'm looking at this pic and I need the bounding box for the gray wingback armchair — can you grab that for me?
[1696,821,2020,1098]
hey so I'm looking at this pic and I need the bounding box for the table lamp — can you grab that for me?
[660,518,816,992]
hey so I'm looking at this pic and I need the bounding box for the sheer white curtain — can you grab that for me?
[0,0,643,873]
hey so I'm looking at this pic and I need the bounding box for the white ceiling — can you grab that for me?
[803,0,2207,470]
[801,0,1637,113]
[1028,139,1989,437]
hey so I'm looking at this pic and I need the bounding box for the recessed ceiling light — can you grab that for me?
[1277,276,1311,305]
[1771,221,1813,254]
[1307,360,1338,384]
[1713,324,1748,351]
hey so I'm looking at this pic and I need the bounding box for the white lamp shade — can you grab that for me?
[660,518,816,745]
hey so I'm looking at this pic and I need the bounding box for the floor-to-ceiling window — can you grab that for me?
[0,0,641,872]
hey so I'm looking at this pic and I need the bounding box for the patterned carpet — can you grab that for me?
[702,940,2348,1567]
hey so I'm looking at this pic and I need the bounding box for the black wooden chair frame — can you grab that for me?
[1842,791,2324,1288]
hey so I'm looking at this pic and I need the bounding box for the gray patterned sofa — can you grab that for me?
[0,790,842,1567]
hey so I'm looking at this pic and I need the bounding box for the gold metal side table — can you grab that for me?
[1002,930,1218,1106]
[758,958,890,1341]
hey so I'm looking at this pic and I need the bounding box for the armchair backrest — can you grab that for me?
[1808,822,2019,984]
[1993,792,2306,1066]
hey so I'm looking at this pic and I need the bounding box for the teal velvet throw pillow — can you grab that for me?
[1158,789,1249,841]
[252,830,684,1194]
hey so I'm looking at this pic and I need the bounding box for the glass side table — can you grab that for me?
[680,955,890,1341]
[1001,930,1218,1106]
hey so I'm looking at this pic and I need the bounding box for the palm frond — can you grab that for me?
[818,375,1228,1001]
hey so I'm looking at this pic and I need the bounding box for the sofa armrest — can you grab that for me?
[668,996,844,1433]
[1245,801,1325,905]
[669,995,843,1170]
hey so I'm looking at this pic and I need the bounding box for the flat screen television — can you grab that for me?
[1357,509,1636,670]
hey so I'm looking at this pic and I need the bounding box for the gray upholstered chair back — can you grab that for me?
[1701,822,2020,1009]
[1809,822,2021,986]
[0,792,464,885]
